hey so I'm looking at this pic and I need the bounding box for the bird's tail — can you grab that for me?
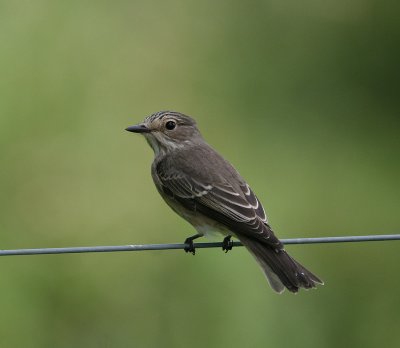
[237,235,323,293]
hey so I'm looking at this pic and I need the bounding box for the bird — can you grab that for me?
[126,111,323,293]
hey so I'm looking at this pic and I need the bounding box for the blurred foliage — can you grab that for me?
[0,0,399,347]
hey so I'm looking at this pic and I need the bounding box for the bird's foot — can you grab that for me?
[184,238,196,255]
[222,235,233,253]
[184,234,202,255]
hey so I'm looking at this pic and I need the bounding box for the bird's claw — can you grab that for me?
[184,238,196,255]
[222,236,233,253]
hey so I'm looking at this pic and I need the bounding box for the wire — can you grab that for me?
[0,234,399,256]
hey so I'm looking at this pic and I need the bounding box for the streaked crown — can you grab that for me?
[144,111,196,126]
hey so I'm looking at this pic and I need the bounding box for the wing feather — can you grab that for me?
[155,161,282,249]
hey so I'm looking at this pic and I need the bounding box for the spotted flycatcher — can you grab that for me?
[126,111,323,293]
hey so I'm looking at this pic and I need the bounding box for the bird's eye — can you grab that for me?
[165,120,176,130]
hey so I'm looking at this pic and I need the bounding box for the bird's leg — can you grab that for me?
[222,235,234,253]
[184,234,202,255]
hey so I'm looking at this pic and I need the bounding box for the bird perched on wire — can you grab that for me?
[126,111,323,293]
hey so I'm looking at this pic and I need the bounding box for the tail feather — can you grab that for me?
[238,235,323,293]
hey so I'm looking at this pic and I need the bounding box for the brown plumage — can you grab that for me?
[126,111,323,293]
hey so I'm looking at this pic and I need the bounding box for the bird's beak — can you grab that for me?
[125,123,151,133]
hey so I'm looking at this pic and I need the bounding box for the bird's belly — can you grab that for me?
[164,196,232,238]
[194,223,231,238]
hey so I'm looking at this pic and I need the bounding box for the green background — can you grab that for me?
[1,1,399,347]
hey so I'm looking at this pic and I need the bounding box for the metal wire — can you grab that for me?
[0,234,399,256]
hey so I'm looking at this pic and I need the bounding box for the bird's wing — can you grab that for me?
[155,161,282,249]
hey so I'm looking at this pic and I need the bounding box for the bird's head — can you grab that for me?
[126,111,203,155]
